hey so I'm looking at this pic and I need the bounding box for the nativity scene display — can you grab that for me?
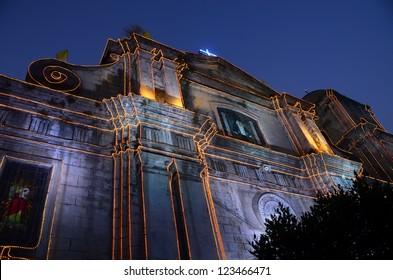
[0,160,50,247]
[2,181,31,226]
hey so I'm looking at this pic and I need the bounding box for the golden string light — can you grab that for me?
[167,159,192,259]
[2,33,381,261]
[0,156,61,260]
[0,100,112,133]
[127,151,132,259]
[192,118,226,259]
[272,96,304,155]
[46,161,63,260]
[199,168,226,259]
[326,89,356,130]
[0,133,111,158]
[208,175,317,199]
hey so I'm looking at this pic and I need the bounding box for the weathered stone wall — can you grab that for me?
[0,76,114,259]
[304,89,393,182]
[0,34,373,261]
[177,52,363,259]
[210,178,315,259]
[105,94,222,260]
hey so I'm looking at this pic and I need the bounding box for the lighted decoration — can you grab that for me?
[0,160,50,247]
[199,49,217,57]
[28,59,81,92]
[1,181,31,227]
[167,160,191,260]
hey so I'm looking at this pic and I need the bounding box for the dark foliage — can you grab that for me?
[124,24,151,38]
[250,175,393,259]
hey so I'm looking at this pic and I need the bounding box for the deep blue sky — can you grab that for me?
[1,0,392,132]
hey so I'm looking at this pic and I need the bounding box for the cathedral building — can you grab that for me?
[0,34,391,259]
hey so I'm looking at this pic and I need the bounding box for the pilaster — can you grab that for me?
[106,93,223,259]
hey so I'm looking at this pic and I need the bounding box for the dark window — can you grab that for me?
[218,108,265,145]
[0,159,51,247]
[170,171,190,260]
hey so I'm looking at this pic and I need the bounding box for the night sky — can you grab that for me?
[1,0,392,132]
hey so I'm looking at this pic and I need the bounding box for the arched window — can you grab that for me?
[218,107,265,145]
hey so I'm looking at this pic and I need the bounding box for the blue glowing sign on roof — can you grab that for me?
[199,49,217,57]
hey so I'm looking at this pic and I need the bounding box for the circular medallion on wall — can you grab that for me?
[258,193,296,223]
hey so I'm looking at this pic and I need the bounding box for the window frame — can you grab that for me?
[217,107,266,146]
[0,158,52,247]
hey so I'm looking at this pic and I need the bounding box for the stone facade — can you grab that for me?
[0,34,390,259]
[304,89,393,182]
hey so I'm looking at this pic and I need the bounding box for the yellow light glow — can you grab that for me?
[139,86,155,100]
[167,96,184,108]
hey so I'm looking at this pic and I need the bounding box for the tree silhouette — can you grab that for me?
[250,175,393,259]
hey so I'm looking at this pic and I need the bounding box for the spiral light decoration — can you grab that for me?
[27,59,81,92]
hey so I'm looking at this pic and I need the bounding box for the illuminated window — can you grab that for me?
[0,159,51,247]
[218,108,265,145]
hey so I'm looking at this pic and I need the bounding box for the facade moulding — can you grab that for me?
[1,32,390,260]
[0,153,63,260]
[105,88,225,259]
[182,75,274,109]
